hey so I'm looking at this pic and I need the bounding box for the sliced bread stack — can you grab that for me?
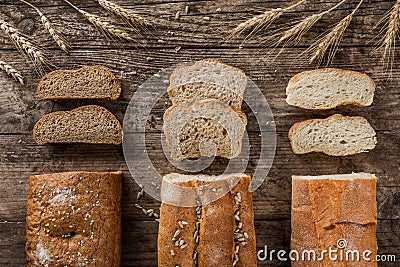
[33,66,123,145]
[286,68,377,156]
[164,59,248,161]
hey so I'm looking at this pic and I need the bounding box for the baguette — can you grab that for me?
[168,59,247,109]
[286,68,375,110]
[163,99,247,161]
[289,114,377,156]
[291,173,377,267]
[158,173,257,267]
[26,171,122,266]
[33,105,123,145]
[37,65,121,100]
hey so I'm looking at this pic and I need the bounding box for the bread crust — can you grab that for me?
[291,174,377,267]
[287,68,376,110]
[288,114,376,156]
[158,174,257,267]
[26,171,122,267]
[32,105,123,145]
[37,65,121,100]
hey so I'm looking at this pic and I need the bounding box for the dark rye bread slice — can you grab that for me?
[26,171,122,266]
[33,105,123,145]
[37,65,121,100]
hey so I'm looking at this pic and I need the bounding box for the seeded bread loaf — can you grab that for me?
[37,65,121,100]
[33,105,123,145]
[289,114,377,156]
[286,68,375,110]
[158,173,257,267]
[163,99,247,161]
[168,59,247,109]
[26,171,122,267]
[291,173,377,267]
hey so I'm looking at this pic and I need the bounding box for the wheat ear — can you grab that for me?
[374,0,400,69]
[97,0,151,32]
[230,0,306,40]
[277,0,346,46]
[0,19,46,67]
[308,0,363,65]
[19,0,69,53]
[0,60,24,85]
[63,0,134,41]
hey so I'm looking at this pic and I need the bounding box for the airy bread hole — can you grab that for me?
[324,224,335,231]
[62,231,76,238]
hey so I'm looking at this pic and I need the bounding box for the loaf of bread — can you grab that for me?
[33,105,123,145]
[37,65,121,100]
[26,171,122,266]
[168,59,247,109]
[163,99,247,161]
[158,173,257,267]
[289,114,377,156]
[291,173,377,267]
[286,68,375,110]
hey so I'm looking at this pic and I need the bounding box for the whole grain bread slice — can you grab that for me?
[289,114,377,156]
[168,59,247,109]
[286,68,375,110]
[33,105,122,145]
[37,65,121,100]
[163,99,247,161]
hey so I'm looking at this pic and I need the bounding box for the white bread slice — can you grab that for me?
[286,68,375,110]
[159,173,256,267]
[168,59,247,109]
[291,173,377,267]
[289,114,377,156]
[163,99,247,161]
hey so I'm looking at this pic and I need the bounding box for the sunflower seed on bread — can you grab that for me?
[286,68,375,110]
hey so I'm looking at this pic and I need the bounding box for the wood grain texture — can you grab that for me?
[0,0,399,266]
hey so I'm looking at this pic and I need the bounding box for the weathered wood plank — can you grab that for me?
[0,0,396,49]
[1,133,399,222]
[1,219,398,266]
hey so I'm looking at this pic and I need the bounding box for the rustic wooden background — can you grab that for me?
[0,0,399,266]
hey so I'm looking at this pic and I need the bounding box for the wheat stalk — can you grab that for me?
[277,0,346,46]
[308,0,363,65]
[97,0,151,33]
[230,0,306,40]
[63,0,134,41]
[19,0,69,53]
[0,60,24,85]
[374,0,400,70]
[0,19,46,68]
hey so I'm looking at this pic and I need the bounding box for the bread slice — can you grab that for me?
[168,59,247,109]
[37,65,121,100]
[33,105,122,145]
[286,68,375,110]
[158,173,256,267]
[26,171,122,267]
[163,99,247,161]
[289,114,377,156]
[291,173,377,267]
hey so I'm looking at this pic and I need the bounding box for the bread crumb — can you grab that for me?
[203,16,210,21]
[175,11,180,20]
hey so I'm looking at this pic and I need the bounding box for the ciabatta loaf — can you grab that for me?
[289,114,377,156]
[291,173,377,267]
[286,68,375,110]
[33,105,123,145]
[158,173,256,267]
[163,99,247,161]
[38,65,121,100]
[168,59,247,109]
